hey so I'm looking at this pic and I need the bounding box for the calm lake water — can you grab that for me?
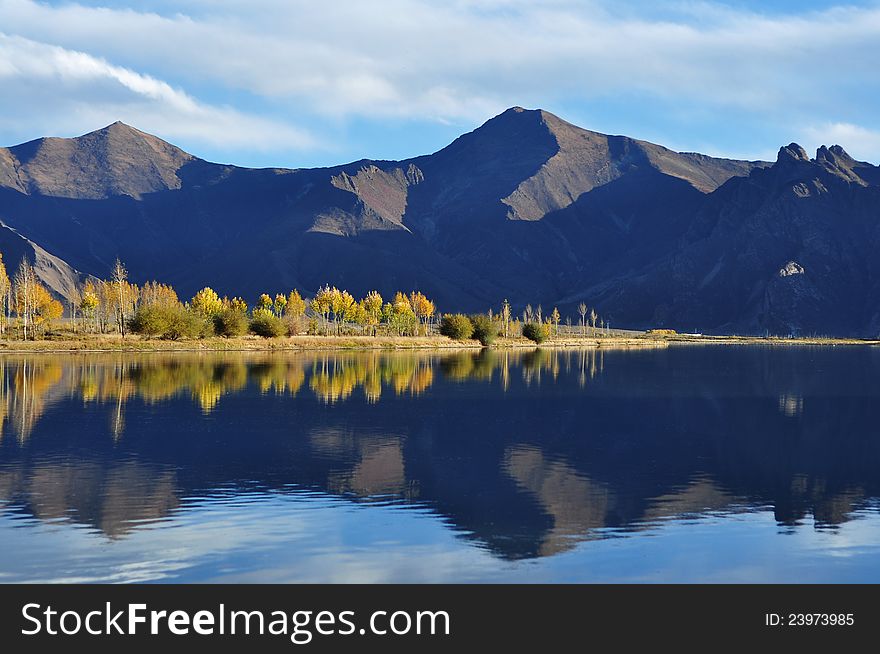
[1,345,879,583]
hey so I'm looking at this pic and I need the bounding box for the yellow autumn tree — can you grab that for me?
[350,301,369,333]
[310,286,334,333]
[281,290,307,335]
[273,293,287,317]
[258,293,273,313]
[13,259,38,339]
[141,281,179,307]
[224,296,249,314]
[80,280,100,333]
[393,291,411,314]
[286,290,306,318]
[0,253,9,335]
[386,293,418,336]
[96,280,116,333]
[33,284,64,331]
[190,287,223,318]
[409,291,436,335]
[361,290,383,336]
[330,289,356,333]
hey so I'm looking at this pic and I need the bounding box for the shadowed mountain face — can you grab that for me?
[582,144,880,335]
[3,107,880,334]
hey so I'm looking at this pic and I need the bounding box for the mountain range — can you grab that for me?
[2,106,879,336]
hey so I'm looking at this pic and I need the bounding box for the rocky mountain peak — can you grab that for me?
[777,143,811,163]
[815,144,870,184]
[828,144,854,160]
[778,261,805,277]
[816,144,855,166]
[4,121,195,199]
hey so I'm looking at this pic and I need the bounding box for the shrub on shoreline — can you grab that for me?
[129,304,210,340]
[469,314,498,346]
[439,314,474,340]
[213,306,249,337]
[522,322,550,344]
[250,310,286,337]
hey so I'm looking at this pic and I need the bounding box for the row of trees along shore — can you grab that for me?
[439,299,609,345]
[0,255,607,342]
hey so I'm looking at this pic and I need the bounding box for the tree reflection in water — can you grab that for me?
[1,346,879,563]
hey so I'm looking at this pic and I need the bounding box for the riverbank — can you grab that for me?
[0,333,664,352]
[658,334,880,346]
[0,333,467,352]
[0,331,875,352]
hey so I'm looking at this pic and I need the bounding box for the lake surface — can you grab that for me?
[1,345,879,583]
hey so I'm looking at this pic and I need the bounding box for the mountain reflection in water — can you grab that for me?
[1,346,879,581]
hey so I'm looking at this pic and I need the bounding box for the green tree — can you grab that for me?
[469,314,498,346]
[439,314,474,340]
[214,306,248,337]
[522,322,549,344]
[250,309,286,337]
[130,304,209,340]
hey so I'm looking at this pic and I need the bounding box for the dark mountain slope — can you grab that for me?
[401,107,759,232]
[582,144,880,335]
[0,108,764,312]
[5,108,879,335]
[390,107,765,304]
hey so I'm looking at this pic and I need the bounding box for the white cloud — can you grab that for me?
[0,1,879,161]
[0,32,316,154]
[0,0,879,122]
[801,122,880,164]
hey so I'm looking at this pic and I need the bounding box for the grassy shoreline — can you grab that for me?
[658,334,880,346]
[0,331,875,353]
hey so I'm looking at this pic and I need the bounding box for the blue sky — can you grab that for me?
[1,0,879,168]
